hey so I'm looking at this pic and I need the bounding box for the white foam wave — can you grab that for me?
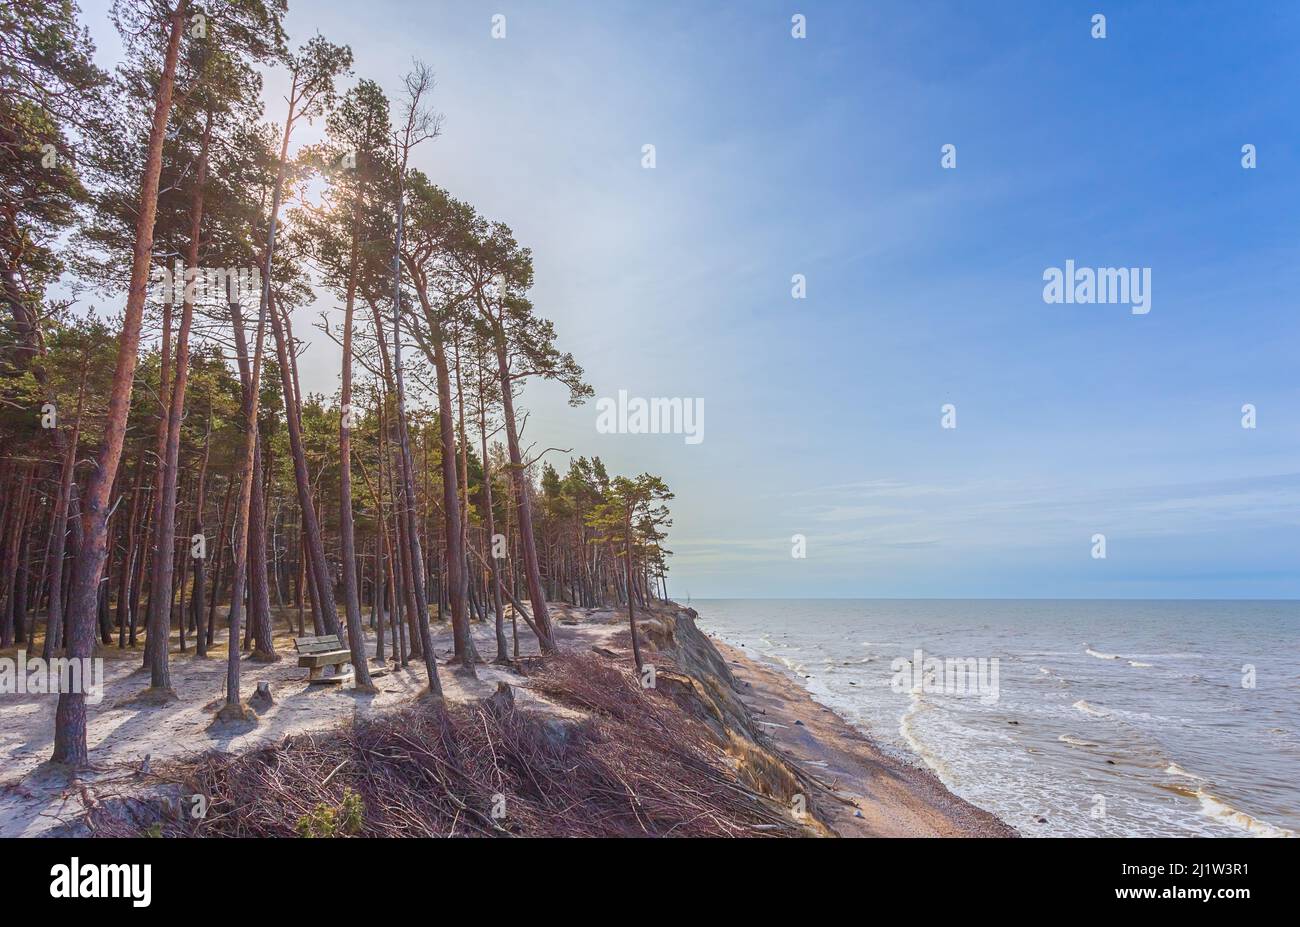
[1059,734,1100,748]
[1072,699,1109,718]
[1197,791,1297,838]
[898,693,956,784]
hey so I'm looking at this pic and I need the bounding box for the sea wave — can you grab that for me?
[1059,734,1100,748]
[771,653,807,676]
[899,693,956,783]
[698,603,1300,838]
[1197,790,1297,838]
[1072,699,1110,718]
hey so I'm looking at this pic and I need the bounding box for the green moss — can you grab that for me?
[295,787,364,837]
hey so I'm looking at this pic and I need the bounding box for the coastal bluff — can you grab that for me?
[623,602,1016,837]
[7,602,1013,837]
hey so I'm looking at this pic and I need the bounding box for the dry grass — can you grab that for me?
[86,654,805,838]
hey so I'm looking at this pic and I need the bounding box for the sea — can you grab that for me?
[693,599,1299,837]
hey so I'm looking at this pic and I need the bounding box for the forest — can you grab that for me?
[0,0,674,770]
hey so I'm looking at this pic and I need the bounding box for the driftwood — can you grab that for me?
[86,655,804,839]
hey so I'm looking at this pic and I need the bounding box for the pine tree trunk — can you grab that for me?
[13,484,36,646]
[41,380,82,655]
[478,389,510,663]
[224,294,268,714]
[267,293,339,635]
[128,488,152,645]
[391,199,440,694]
[143,108,211,692]
[53,1,187,766]
[624,511,642,672]
[337,216,372,688]
[493,337,556,652]
[190,413,211,657]
[206,476,233,648]
[0,465,34,648]
[451,337,481,661]
[117,446,146,648]
[247,435,277,660]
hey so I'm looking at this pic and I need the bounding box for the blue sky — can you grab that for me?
[78,1,1300,597]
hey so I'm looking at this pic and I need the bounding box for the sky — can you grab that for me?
[75,1,1300,598]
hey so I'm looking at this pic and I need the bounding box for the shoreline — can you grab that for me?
[706,634,1017,837]
[692,604,1299,840]
[2,601,1016,837]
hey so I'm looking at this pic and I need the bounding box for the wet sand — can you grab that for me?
[712,637,1017,837]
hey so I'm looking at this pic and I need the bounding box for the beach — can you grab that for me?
[0,601,1014,837]
[712,636,1015,836]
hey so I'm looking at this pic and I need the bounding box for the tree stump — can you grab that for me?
[249,681,274,712]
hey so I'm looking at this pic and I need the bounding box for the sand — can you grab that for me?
[710,637,1017,837]
[0,603,1014,837]
[0,606,618,837]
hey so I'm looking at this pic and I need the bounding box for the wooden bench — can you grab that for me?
[294,635,353,684]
